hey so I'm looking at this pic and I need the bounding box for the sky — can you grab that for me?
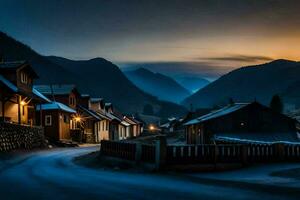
[1,0,300,79]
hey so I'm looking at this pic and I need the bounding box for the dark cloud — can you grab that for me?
[198,55,274,63]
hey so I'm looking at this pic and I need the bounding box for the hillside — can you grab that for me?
[183,59,300,109]
[0,32,75,84]
[48,56,187,117]
[124,68,190,103]
[0,31,187,117]
[175,76,210,93]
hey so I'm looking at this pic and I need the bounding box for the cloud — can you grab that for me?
[198,54,274,63]
[118,61,235,80]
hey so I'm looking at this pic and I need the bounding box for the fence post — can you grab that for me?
[155,135,167,170]
[274,143,284,161]
[135,143,142,164]
[241,145,248,165]
[214,145,218,167]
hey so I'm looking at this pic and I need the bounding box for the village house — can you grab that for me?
[0,61,50,125]
[184,102,299,144]
[33,85,144,143]
[123,115,143,137]
[160,109,211,134]
[88,98,112,141]
[89,98,143,141]
[36,101,76,142]
[77,95,112,143]
[34,84,84,141]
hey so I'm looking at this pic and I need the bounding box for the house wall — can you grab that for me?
[0,99,28,124]
[37,110,71,142]
[84,118,95,143]
[59,111,71,140]
[204,104,296,137]
[95,119,110,141]
[109,121,119,141]
[40,110,60,141]
[118,124,127,140]
[186,103,297,144]
[16,67,33,92]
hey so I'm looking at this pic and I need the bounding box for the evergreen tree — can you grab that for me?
[270,94,283,113]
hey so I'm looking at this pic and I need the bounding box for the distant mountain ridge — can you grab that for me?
[175,76,210,93]
[0,32,75,84]
[47,56,187,117]
[183,59,300,110]
[124,68,190,103]
[0,31,187,118]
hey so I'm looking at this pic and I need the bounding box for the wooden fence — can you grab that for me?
[101,140,136,161]
[100,139,300,168]
[141,144,156,163]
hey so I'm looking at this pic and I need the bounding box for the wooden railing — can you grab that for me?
[100,140,300,167]
[141,144,156,163]
[101,140,136,161]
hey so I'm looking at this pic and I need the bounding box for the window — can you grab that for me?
[45,115,52,126]
[63,115,68,123]
[20,72,28,84]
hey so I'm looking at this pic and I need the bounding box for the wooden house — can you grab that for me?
[34,84,84,140]
[0,61,49,125]
[88,98,112,141]
[184,102,299,144]
[36,102,76,142]
[123,116,143,138]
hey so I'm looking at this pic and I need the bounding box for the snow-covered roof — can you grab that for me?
[214,132,300,145]
[0,74,18,92]
[36,102,76,113]
[184,103,250,126]
[160,122,170,128]
[121,121,131,126]
[90,98,103,102]
[81,94,90,98]
[32,88,51,103]
[34,84,77,95]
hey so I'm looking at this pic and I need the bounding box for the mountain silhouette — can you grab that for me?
[175,76,210,93]
[124,68,190,103]
[0,32,75,84]
[0,31,187,117]
[183,59,300,110]
[47,57,187,117]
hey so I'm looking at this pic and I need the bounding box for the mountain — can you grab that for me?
[48,57,187,117]
[183,59,300,110]
[0,32,75,84]
[0,31,187,117]
[124,68,190,103]
[175,76,210,93]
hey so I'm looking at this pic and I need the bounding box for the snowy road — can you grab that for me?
[0,147,299,200]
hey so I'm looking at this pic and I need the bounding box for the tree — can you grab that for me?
[270,94,283,113]
[143,104,154,115]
